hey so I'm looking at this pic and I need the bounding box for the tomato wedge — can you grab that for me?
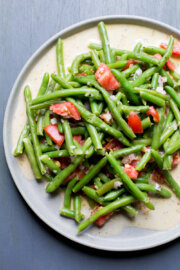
[50,102,81,120]
[146,106,160,122]
[128,111,143,133]
[122,59,139,70]
[153,54,175,70]
[44,124,65,146]
[160,41,180,56]
[124,164,139,180]
[104,138,123,151]
[95,63,120,91]
[91,207,113,227]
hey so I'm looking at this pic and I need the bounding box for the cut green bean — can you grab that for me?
[13,123,30,156]
[40,154,61,174]
[74,196,82,223]
[71,53,91,75]
[56,38,65,79]
[98,22,112,64]
[96,178,122,196]
[135,150,152,171]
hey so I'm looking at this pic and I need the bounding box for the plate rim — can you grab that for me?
[3,15,180,251]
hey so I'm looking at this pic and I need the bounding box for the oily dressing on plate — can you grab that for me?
[13,24,180,234]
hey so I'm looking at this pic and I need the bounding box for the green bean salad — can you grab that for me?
[14,22,180,233]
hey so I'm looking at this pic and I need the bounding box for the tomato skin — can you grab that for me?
[124,164,139,180]
[50,102,81,120]
[95,63,120,91]
[146,106,160,122]
[160,41,180,56]
[44,124,65,146]
[104,138,123,151]
[122,59,139,70]
[91,207,113,227]
[128,111,143,133]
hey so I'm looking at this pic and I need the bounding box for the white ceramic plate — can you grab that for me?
[3,15,180,251]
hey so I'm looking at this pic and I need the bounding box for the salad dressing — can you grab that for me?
[12,24,180,234]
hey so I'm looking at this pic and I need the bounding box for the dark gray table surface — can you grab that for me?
[1,0,180,269]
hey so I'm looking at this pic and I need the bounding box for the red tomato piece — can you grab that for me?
[160,41,180,56]
[50,102,81,120]
[153,53,162,60]
[122,59,139,70]
[151,168,165,184]
[146,106,160,122]
[91,207,113,227]
[77,72,87,77]
[166,59,176,70]
[95,63,120,91]
[104,138,123,151]
[124,164,139,180]
[127,111,143,133]
[172,154,180,167]
[44,124,65,146]
[100,112,113,124]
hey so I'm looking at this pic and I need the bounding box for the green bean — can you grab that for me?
[37,73,49,97]
[166,133,180,154]
[121,105,150,115]
[73,157,107,193]
[85,133,104,159]
[86,124,103,153]
[23,138,42,179]
[62,119,77,156]
[30,99,62,110]
[122,64,141,78]
[152,149,180,198]
[134,42,142,54]
[165,86,180,109]
[32,88,103,105]
[131,67,158,87]
[68,81,82,88]
[163,110,174,131]
[133,87,169,100]
[98,22,112,64]
[67,98,131,146]
[170,70,180,81]
[96,178,122,196]
[46,138,92,192]
[79,64,95,75]
[132,138,152,146]
[141,117,152,129]
[170,100,180,128]
[90,50,100,69]
[135,183,171,198]
[136,172,150,184]
[103,188,126,201]
[97,102,104,115]
[160,69,174,87]
[105,153,154,210]
[113,144,144,159]
[99,50,106,62]
[94,177,103,189]
[89,43,103,51]
[71,126,86,135]
[159,120,177,146]
[46,149,69,158]
[111,69,140,105]
[89,98,100,116]
[151,108,165,150]
[143,46,165,55]
[43,110,53,145]
[98,173,111,183]
[77,195,135,233]
[40,144,56,153]
[60,208,84,220]
[151,73,159,90]
[140,92,165,106]
[82,186,105,205]
[55,116,63,133]
[135,150,152,171]
[71,53,91,75]
[51,73,72,89]
[24,86,46,174]
[163,153,173,170]
[108,61,127,69]
[56,38,65,79]
[158,36,174,69]
[13,123,30,156]
[40,154,61,174]
[74,196,82,223]
[123,205,138,216]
